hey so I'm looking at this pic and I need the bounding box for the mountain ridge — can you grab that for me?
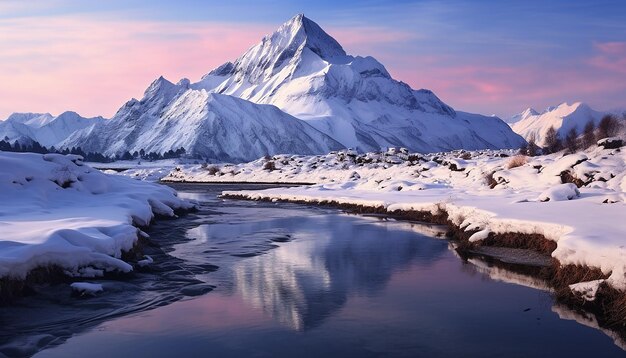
[510,102,606,145]
[4,14,526,161]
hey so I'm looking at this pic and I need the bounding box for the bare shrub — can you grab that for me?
[263,161,276,171]
[544,126,562,154]
[206,166,220,175]
[506,155,528,169]
[521,132,539,156]
[597,114,620,140]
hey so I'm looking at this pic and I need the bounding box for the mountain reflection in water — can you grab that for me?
[177,205,448,332]
[230,216,447,331]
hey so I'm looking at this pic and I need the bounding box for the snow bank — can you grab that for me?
[70,282,104,296]
[172,146,626,290]
[538,183,580,202]
[0,152,194,281]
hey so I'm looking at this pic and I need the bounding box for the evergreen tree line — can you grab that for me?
[0,137,186,162]
[520,114,624,156]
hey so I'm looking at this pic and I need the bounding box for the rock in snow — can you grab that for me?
[538,183,580,202]
[6,14,524,162]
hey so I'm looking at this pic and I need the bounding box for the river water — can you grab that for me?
[1,184,623,357]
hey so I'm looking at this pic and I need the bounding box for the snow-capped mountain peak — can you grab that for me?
[280,13,347,60]
[190,14,522,152]
[522,107,539,118]
[506,107,539,124]
[511,102,606,145]
[5,113,55,128]
[143,76,178,99]
[0,111,102,147]
[542,102,584,115]
[206,14,349,86]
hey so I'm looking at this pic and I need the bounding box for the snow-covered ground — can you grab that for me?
[87,159,184,182]
[0,152,194,282]
[157,145,626,293]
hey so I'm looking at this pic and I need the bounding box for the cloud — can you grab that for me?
[387,51,626,117]
[0,12,624,120]
[0,15,422,119]
[0,16,274,118]
[588,41,626,74]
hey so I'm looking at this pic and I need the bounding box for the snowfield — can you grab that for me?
[160,145,626,292]
[0,152,194,281]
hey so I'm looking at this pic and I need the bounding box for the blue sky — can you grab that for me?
[1,0,625,118]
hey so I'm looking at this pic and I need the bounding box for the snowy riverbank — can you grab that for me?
[160,146,626,295]
[0,152,194,286]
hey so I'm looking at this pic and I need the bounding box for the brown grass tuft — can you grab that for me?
[506,155,528,169]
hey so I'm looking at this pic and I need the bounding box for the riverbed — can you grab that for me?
[0,184,622,357]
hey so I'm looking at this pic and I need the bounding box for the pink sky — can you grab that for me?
[1,15,624,119]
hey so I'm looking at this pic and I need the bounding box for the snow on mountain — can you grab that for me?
[506,108,539,125]
[193,14,525,152]
[62,78,344,162]
[511,102,606,146]
[0,111,103,147]
[4,14,525,160]
[5,112,55,128]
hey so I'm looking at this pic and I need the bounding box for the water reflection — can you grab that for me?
[228,216,448,331]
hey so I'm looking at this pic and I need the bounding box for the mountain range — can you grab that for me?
[2,14,526,162]
[0,112,103,148]
[508,102,608,146]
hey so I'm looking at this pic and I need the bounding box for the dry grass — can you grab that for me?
[480,232,557,254]
[506,155,528,169]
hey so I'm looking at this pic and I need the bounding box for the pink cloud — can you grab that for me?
[0,16,275,118]
[0,15,624,120]
[381,49,626,117]
[588,41,626,75]
[594,41,626,55]
[0,16,423,119]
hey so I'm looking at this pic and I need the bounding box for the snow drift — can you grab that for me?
[0,151,194,280]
